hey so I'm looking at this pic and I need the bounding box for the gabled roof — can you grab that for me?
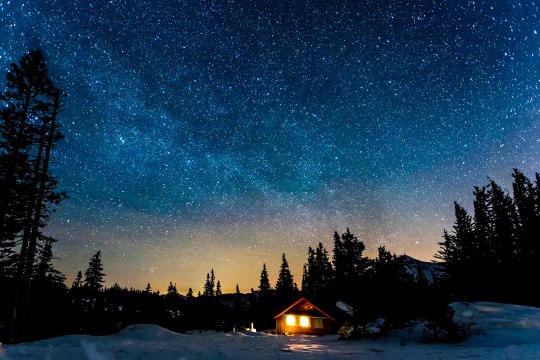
[273,297,335,321]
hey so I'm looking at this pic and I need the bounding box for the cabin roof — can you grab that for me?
[273,297,335,321]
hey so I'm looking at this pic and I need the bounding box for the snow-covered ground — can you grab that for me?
[2,302,540,360]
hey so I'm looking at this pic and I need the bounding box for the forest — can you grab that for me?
[1,51,539,344]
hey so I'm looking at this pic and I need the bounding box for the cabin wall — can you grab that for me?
[275,315,331,335]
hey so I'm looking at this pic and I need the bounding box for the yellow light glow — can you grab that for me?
[300,316,310,327]
[286,315,296,326]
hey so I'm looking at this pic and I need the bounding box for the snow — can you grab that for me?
[3,302,540,359]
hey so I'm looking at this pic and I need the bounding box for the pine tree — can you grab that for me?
[275,253,294,295]
[2,50,67,342]
[301,247,315,295]
[83,251,105,291]
[0,50,67,282]
[473,186,493,262]
[333,229,368,297]
[167,282,177,295]
[236,284,240,294]
[512,169,539,262]
[203,269,216,296]
[216,280,222,296]
[315,242,334,294]
[302,243,334,298]
[33,238,65,287]
[210,269,215,295]
[71,270,83,289]
[186,287,193,299]
[203,273,212,296]
[489,180,518,265]
[145,283,152,293]
[258,263,271,293]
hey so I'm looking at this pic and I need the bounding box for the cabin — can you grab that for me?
[274,298,335,335]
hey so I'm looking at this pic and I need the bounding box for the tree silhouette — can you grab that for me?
[333,229,369,299]
[1,50,67,342]
[302,243,334,299]
[258,263,271,293]
[83,251,105,291]
[275,253,294,296]
[438,170,540,304]
[203,269,216,296]
[71,270,83,289]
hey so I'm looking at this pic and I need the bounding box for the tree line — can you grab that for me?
[437,169,540,305]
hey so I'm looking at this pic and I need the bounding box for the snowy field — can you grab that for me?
[2,302,540,360]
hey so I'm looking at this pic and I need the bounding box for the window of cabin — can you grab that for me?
[313,318,324,329]
[286,315,296,326]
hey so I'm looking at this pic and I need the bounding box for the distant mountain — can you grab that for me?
[401,255,446,284]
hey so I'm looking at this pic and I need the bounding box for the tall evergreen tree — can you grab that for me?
[1,50,67,342]
[33,238,65,287]
[71,270,83,289]
[216,280,222,296]
[203,269,216,296]
[258,263,271,293]
[301,247,315,295]
[275,253,294,295]
[512,169,540,262]
[489,180,518,265]
[83,251,105,291]
[167,282,177,295]
[333,229,368,297]
[302,243,333,298]
[473,186,493,262]
[0,51,67,282]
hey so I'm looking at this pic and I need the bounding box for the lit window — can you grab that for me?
[300,316,310,327]
[286,315,296,326]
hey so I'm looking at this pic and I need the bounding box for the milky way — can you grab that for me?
[1,0,539,293]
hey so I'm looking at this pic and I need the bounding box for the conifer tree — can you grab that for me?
[216,280,222,296]
[0,50,67,283]
[203,273,212,296]
[489,180,518,265]
[301,247,315,295]
[275,253,294,295]
[473,186,493,262]
[210,269,215,295]
[167,282,177,295]
[203,269,216,296]
[83,251,105,291]
[145,283,152,293]
[2,50,67,342]
[71,270,83,288]
[302,243,333,297]
[33,238,65,287]
[333,229,368,297]
[186,287,193,299]
[258,263,271,293]
[512,169,539,262]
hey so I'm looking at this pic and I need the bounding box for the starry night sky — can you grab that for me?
[1,0,539,293]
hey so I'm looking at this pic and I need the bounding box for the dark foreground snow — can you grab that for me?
[2,302,540,359]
